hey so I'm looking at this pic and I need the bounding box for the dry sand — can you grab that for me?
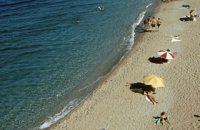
[49,0,200,130]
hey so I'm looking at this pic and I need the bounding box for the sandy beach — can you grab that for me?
[49,0,200,130]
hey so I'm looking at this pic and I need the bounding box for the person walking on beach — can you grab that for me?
[156,18,161,31]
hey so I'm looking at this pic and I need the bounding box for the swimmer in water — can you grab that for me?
[97,4,104,11]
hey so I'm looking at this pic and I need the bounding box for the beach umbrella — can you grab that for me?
[143,75,164,88]
[157,50,175,60]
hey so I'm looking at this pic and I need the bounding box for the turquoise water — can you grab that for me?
[0,0,154,129]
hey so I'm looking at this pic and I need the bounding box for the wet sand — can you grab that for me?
[49,0,200,129]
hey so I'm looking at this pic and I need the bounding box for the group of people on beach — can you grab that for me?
[129,3,199,129]
[140,8,199,127]
[143,16,161,32]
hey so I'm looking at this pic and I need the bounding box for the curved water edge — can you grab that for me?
[39,98,82,129]
[127,10,146,50]
[39,76,104,129]
[0,0,159,129]
[38,2,156,129]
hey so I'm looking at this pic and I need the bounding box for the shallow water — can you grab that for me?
[0,0,153,129]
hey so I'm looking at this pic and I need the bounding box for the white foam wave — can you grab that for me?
[127,10,146,50]
[146,3,152,9]
[39,98,81,129]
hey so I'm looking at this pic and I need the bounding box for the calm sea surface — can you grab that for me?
[0,0,154,129]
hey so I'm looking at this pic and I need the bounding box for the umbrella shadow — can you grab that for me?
[194,115,200,121]
[148,57,168,64]
[179,16,193,21]
[129,82,155,95]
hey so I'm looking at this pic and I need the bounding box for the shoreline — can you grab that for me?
[48,0,200,129]
[40,1,158,129]
[45,0,158,128]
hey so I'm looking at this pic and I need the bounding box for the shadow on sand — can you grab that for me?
[194,115,200,121]
[129,82,155,94]
[148,57,168,64]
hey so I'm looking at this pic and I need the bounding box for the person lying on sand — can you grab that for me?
[144,91,158,105]
[170,35,181,42]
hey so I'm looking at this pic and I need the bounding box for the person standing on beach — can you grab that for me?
[157,18,161,31]
[143,18,149,31]
[151,17,157,31]
[147,16,152,31]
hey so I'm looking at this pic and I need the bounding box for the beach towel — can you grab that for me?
[154,117,163,125]
[154,116,169,125]
[171,37,181,42]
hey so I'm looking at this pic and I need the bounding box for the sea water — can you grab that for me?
[0,0,155,129]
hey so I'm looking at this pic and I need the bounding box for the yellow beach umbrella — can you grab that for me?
[143,75,164,88]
